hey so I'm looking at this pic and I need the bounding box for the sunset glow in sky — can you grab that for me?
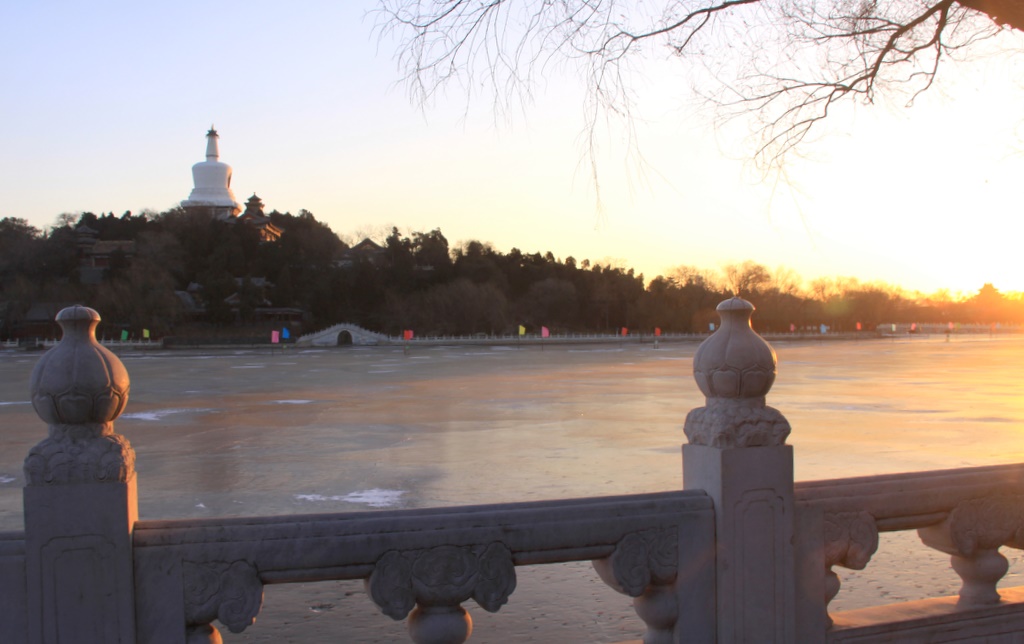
[2,1,1023,296]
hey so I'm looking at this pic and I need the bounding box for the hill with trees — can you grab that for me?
[0,211,1021,342]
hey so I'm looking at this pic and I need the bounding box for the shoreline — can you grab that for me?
[10,328,1018,354]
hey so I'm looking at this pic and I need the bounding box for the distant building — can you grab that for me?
[177,278,306,327]
[237,194,283,242]
[181,126,242,218]
[86,240,136,269]
[334,238,386,268]
[174,289,204,319]
[11,302,68,341]
[74,224,136,284]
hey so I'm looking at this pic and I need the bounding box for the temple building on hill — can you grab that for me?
[181,126,242,218]
[334,238,386,268]
[181,126,287,242]
[74,223,137,285]
[238,194,283,242]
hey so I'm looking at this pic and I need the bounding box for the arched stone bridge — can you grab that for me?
[295,323,389,347]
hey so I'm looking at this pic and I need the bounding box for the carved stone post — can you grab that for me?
[682,297,795,643]
[23,306,136,643]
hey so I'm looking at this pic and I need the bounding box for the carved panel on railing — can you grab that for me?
[824,511,878,570]
[823,511,878,613]
[919,495,1024,606]
[594,528,679,644]
[367,542,516,619]
[939,496,1024,555]
[183,559,263,636]
[594,528,678,597]
[367,542,515,644]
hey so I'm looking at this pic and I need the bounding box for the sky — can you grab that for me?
[2,1,1024,296]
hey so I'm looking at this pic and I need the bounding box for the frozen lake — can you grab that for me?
[3,334,1024,641]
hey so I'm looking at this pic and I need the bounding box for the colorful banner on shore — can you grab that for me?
[271,330,280,344]
[654,327,661,337]
[541,326,550,339]
[143,329,150,339]
[282,327,290,339]
[621,327,628,336]
[518,325,526,336]
[120,329,128,341]
[403,329,414,341]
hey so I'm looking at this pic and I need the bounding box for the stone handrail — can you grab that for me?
[796,463,1024,529]
[132,491,715,642]
[795,463,1024,639]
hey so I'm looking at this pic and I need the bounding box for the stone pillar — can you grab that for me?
[22,306,137,644]
[683,297,795,643]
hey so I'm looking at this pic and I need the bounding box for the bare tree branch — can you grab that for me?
[374,0,1020,170]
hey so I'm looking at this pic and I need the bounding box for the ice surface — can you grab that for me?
[4,335,1024,639]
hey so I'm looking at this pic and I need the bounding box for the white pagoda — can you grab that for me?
[181,126,241,218]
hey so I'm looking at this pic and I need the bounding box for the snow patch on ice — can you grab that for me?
[121,408,214,421]
[295,489,405,508]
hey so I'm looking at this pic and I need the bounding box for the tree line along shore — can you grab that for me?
[1,211,1020,343]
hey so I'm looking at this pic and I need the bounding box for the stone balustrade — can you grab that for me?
[132,491,714,643]
[4,300,1024,642]
[795,463,1024,640]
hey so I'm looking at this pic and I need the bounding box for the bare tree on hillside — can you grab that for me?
[376,0,1023,168]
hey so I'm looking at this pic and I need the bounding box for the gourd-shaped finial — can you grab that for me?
[30,305,130,426]
[692,297,776,400]
[25,306,134,485]
[685,298,790,448]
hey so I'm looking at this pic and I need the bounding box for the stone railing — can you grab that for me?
[796,464,1024,641]
[3,300,1024,643]
[132,491,714,643]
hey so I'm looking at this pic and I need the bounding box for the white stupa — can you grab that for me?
[181,126,241,217]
